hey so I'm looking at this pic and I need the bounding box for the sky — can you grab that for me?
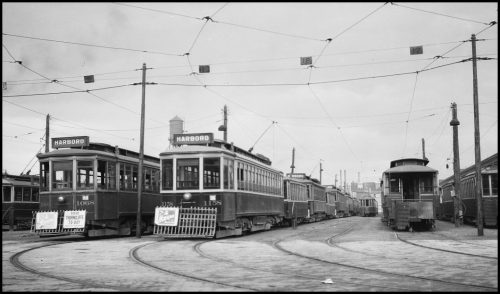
[2,2,498,185]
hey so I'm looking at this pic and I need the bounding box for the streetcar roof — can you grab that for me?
[384,165,437,174]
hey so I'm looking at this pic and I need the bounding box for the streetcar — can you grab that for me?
[32,136,162,237]
[439,153,497,227]
[381,158,439,231]
[357,192,378,217]
[2,173,40,230]
[154,133,284,238]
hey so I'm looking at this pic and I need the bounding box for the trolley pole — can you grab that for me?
[450,102,462,227]
[136,63,147,238]
[45,114,50,153]
[471,34,483,236]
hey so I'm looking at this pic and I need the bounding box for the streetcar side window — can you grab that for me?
[161,159,173,191]
[152,168,160,192]
[77,160,94,190]
[3,187,11,202]
[22,187,31,201]
[52,160,73,190]
[223,158,234,189]
[14,187,22,201]
[143,167,152,192]
[40,162,49,192]
[203,157,220,189]
[97,160,116,190]
[132,165,138,190]
[177,158,199,190]
[31,187,39,202]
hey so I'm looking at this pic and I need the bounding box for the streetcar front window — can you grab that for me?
[52,160,73,190]
[389,177,400,193]
[40,162,49,191]
[203,157,220,189]
[77,160,94,190]
[162,159,173,190]
[419,174,434,193]
[177,158,199,190]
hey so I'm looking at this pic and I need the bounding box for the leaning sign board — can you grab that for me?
[154,207,179,226]
[63,210,86,229]
[35,211,59,230]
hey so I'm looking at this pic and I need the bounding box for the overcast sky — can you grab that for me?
[2,2,498,184]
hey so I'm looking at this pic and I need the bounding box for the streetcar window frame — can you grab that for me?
[40,161,49,192]
[52,160,73,191]
[76,160,94,190]
[161,159,173,191]
[203,157,220,190]
[3,186,11,202]
[176,158,200,190]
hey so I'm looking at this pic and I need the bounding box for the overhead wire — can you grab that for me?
[2,33,182,56]
[401,73,419,158]
[390,2,493,25]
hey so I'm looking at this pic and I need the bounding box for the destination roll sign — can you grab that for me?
[52,136,90,149]
[173,133,214,145]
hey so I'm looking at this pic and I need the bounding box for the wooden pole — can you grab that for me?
[136,63,147,238]
[450,102,462,227]
[471,34,483,236]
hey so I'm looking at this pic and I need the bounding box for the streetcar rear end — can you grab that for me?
[381,158,439,231]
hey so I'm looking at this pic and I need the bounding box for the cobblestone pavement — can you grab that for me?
[2,217,497,292]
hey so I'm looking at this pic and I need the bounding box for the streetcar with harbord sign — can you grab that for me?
[31,136,162,237]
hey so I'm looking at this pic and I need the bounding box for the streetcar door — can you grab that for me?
[401,176,417,200]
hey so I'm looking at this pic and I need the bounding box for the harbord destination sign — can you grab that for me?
[52,136,90,149]
[173,133,214,145]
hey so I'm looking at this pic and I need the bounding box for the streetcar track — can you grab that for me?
[129,240,259,291]
[272,227,497,291]
[9,241,135,292]
[395,232,498,260]
[325,227,486,271]
[193,238,409,291]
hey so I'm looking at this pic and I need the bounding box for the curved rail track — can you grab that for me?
[394,232,498,260]
[271,221,497,291]
[129,241,259,291]
[9,241,135,292]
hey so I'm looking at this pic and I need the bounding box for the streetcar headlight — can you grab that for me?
[57,196,65,203]
[183,193,192,201]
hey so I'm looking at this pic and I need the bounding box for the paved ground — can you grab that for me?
[2,217,498,292]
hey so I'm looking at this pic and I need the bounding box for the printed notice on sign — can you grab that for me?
[35,211,58,230]
[63,210,86,229]
[154,207,179,226]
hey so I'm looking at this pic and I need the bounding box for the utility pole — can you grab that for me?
[422,138,428,161]
[335,174,338,187]
[45,114,50,153]
[136,63,147,238]
[218,105,228,141]
[450,102,462,227]
[339,169,342,190]
[344,170,347,192]
[471,34,483,236]
[319,161,323,184]
[290,147,295,174]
